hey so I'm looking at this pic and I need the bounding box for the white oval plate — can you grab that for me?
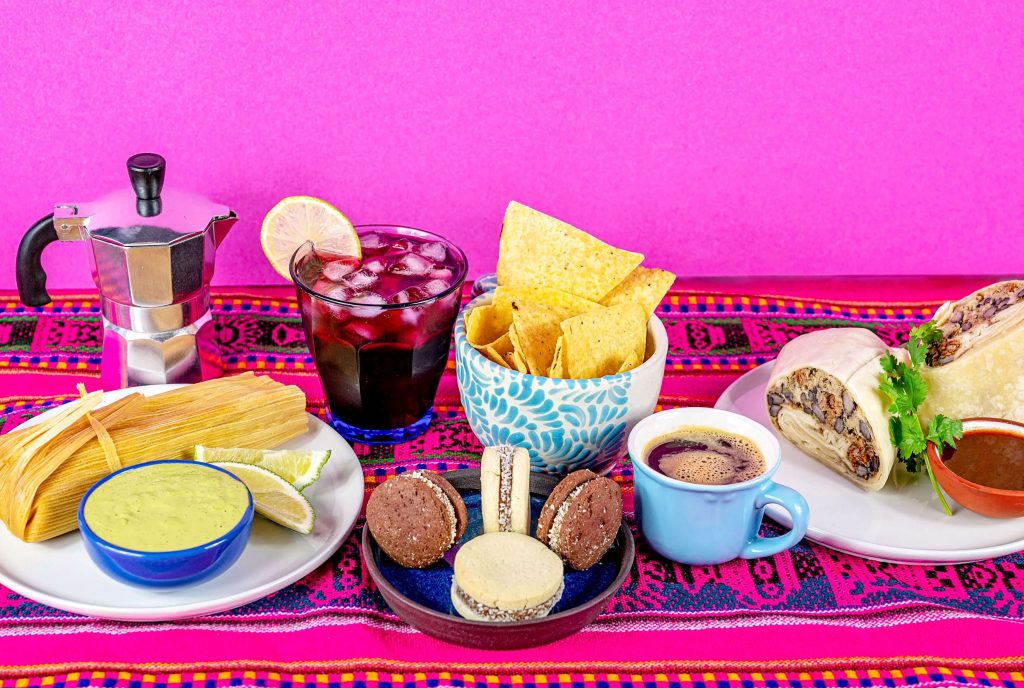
[0,384,364,620]
[716,362,1024,564]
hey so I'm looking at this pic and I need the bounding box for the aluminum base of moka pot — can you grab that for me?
[100,313,222,390]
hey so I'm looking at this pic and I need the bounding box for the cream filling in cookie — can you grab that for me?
[408,471,457,548]
[496,445,515,531]
[451,579,564,622]
[547,481,589,554]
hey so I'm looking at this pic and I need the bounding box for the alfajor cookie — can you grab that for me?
[480,445,531,534]
[366,470,468,568]
[451,532,564,622]
[536,469,621,570]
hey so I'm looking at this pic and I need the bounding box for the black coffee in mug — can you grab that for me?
[645,426,767,486]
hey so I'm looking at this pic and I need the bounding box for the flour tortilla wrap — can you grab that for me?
[920,281,1024,426]
[766,328,905,491]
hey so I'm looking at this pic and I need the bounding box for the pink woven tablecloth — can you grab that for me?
[1,276,1022,685]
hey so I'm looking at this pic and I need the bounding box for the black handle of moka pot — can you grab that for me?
[16,214,58,307]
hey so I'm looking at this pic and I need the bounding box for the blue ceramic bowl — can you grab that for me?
[455,292,668,474]
[78,460,254,587]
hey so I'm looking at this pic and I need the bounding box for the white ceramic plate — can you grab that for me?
[0,384,364,620]
[716,362,1024,564]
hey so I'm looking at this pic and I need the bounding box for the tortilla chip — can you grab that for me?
[615,351,643,374]
[507,349,529,373]
[548,336,566,378]
[496,202,644,301]
[508,302,563,376]
[474,333,514,367]
[559,303,647,379]
[466,305,508,347]
[600,266,676,318]
[492,286,598,324]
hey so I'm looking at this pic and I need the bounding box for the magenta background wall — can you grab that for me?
[1,1,1022,292]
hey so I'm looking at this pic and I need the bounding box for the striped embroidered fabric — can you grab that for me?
[0,281,1020,678]
[2,665,1024,688]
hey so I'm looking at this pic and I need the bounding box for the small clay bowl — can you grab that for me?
[927,417,1024,519]
[362,468,634,650]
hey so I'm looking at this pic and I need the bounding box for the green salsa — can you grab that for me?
[83,462,249,551]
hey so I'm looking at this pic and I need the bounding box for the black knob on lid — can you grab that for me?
[127,153,165,201]
[127,153,165,217]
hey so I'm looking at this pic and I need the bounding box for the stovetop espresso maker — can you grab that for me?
[16,153,238,389]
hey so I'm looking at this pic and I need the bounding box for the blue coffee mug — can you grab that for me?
[628,407,809,565]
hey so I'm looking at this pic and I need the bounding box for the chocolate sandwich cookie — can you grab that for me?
[537,469,622,570]
[451,532,564,622]
[480,445,530,534]
[366,470,467,568]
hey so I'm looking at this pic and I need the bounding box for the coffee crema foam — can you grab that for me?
[644,426,766,486]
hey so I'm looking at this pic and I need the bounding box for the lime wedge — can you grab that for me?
[261,196,359,280]
[195,446,330,491]
[212,462,315,535]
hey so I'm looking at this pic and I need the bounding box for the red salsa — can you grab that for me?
[943,430,1024,491]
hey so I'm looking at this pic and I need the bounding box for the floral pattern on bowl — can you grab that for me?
[454,292,668,474]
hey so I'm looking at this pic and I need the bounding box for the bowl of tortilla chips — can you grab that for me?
[455,202,672,474]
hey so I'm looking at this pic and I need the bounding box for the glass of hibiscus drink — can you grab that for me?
[290,226,468,444]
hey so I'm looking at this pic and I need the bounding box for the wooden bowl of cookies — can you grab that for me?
[362,467,634,650]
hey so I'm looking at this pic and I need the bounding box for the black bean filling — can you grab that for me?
[928,281,1024,367]
[768,367,880,478]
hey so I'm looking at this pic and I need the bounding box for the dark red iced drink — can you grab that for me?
[291,225,467,444]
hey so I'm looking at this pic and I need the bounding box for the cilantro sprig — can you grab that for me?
[878,322,963,515]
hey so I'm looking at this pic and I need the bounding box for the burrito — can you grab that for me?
[766,328,905,491]
[920,280,1024,425]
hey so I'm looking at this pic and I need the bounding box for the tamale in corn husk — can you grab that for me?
[0,373,309,542]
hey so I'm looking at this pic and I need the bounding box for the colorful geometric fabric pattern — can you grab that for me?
[0,283,1021,681]
[4,666,1024,688]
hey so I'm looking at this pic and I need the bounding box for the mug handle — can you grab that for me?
[740,482,809,559]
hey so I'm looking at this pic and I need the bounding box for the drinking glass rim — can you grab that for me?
[289,224,469,310]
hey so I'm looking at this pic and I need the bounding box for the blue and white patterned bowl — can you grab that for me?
[455,292,668,474]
